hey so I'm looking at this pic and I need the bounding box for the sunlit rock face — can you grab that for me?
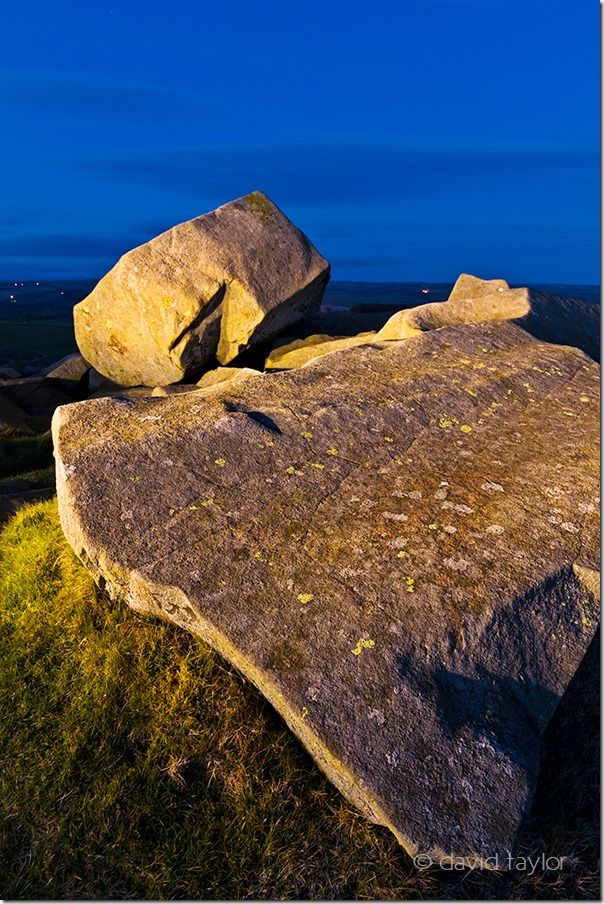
[74,191,330,387]
[53,321,599,864]
[377,273,600,361]
[265,332,378,370]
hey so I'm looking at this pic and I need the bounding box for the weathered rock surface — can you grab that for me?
[265,332,377,370]
[152,367,261,397]
[151,384,200,397]
[0,366,22,380]
[53,322,600,864]
[74,191,330,387]
[42,353,90,384]
[88,386,156,401]
[196,366,261,391]
[377,274,600,360]
[0,375,76,432]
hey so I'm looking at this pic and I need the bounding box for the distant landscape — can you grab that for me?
[0,279,600,372]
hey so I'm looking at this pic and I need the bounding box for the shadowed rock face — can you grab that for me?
[53,321,600,864]
[377,274,600,361]
[74,191,330,387]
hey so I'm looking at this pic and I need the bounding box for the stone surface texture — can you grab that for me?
[74,192,330,387]
[53,322,600,864]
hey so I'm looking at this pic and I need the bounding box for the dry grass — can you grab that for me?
[0,499,599,900]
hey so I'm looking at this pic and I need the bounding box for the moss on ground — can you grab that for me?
[0,499,599,900]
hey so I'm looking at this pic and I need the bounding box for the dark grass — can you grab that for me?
[0,464,55,491]
[0,319,77,359]
[0,434,54,480]
[0,498,599,900]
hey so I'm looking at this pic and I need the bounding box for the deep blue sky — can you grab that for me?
[1,0,599,283]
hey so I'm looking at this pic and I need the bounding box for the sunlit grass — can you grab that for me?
[0,499,598,900]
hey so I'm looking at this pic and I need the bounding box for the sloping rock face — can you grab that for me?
[377,274,600,360]
[53,322,600,864]
[42,353,90,383]
[74,192,330,387]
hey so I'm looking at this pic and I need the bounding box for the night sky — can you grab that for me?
[1,0,599,283]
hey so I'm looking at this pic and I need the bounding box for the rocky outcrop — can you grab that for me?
[265,333,377,370]
[195,366,261,391]
[42,353,90,384]
[53,321,599,864]
[377,274,600,360]
[0,375,77,432]
[74,192,330,387]
[153,367,261,396]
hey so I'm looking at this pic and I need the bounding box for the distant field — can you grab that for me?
[0,279,599,370]
[0,319,76,369]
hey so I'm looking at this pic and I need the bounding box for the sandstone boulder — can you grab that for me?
[74,192,330,387]
[88,386,156,401]
[377,274,600,360]
[265,332,377,370]
[53,322,599,864]
[151,384,200,397]
[196,366,261,391]
[152,368,261,397]
[42,353,90,384]
[0,375,76,432]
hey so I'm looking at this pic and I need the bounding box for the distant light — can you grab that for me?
[36,281,40,285]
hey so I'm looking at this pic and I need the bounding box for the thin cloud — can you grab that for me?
[0,69,209,123]
[73,142,597,208]
[0,234,139,259]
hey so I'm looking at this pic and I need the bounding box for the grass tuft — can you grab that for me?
[0,499,599,899]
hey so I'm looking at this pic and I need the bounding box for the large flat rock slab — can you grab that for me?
[74,192,330,386]
[53,322,600,864]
